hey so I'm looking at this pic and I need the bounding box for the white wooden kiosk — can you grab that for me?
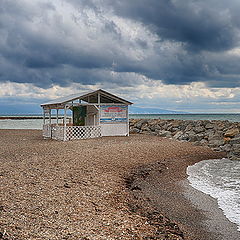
[40,89,133,141]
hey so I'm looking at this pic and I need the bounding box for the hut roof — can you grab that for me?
[41,89,133,107]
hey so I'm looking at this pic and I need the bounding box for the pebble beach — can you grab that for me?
[0,129,238,239]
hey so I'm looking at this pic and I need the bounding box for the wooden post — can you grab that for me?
[49,109,52,138]
[49,109,52,125]
[64,106,67,141]
[126,106,129,136]
[98,92,101,126]
[98,92,100,105]
[43,109,45,125]
[56,109,59,125]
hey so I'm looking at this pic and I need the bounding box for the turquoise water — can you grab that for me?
[0,114,239,129]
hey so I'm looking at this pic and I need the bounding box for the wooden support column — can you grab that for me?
[43,109,46,125]
[98,92,101,126]
[49,109,52,125]
[127,106,129,136]
[63,106,67,141]
[56,109,59,125]
[98,92,100,105]
[49,109,52,138]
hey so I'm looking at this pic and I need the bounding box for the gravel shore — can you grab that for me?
[0,130,227,239]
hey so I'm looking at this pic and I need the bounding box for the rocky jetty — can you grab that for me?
[130,119,240,161]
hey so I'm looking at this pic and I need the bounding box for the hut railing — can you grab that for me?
[42,124,101,141]
[65,125,101,141]
[52,125,65,140]
[43,124,51,138]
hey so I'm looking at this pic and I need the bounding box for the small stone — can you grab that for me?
[189,135,199,142]
[149,125,160,131]
[199,139,208,145]
[130,128,140,134]
[224,137,231,142]
[141,126,150,131]
[229,137,240,145]
[178,133,189,141]
[205,123,214,129]
[208,134,222,141]
[232,144,240,153]
[135,119,149,129]
[208,140,225,148]
[228,154,240,161]
[220,144,232,152]
[64,183,71,188]
[158,131,172,138]
[171,121,181,128]
[173,131,183,140]
[216,124,225,130]
[194,126,205,133]
[224,128,239,137]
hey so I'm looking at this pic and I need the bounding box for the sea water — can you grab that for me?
[187,159,240,231]
[0,119,43,129]
[0,116,64,129]
[0,113,240,129]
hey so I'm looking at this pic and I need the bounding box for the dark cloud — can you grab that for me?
[109,0,240,52]
[0,0,240,89]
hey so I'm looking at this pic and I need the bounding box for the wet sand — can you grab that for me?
[128,158,240,240]
[0,130,237,239]
[183,180,240,240]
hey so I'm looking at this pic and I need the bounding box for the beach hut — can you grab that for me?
[40,89,133,141]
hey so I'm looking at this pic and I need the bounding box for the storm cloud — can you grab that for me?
[0,0,240,94]
[109,0,240,51]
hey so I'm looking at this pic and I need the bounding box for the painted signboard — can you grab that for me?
[100,105,127,123]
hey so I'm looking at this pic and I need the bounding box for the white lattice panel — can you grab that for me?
[51,126,64,140]
[43,124,51,138]
[66,126,101,140]
[101,123,128,136]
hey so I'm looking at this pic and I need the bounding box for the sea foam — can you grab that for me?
[187,158,240,231]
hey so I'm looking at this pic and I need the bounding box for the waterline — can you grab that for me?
[187,159,240,231]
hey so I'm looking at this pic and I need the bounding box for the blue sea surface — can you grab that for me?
[0,118,43,129]
[0,113,239,129]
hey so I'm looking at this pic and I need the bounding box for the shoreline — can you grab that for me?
[182,179,240,240]
[126,157,240,240]
[0,130,237,239]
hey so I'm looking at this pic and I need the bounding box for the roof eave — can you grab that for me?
[40,89,133,107]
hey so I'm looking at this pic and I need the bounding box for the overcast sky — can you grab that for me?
[1,0,240,114]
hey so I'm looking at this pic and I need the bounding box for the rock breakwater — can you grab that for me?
[130,119,240,161]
